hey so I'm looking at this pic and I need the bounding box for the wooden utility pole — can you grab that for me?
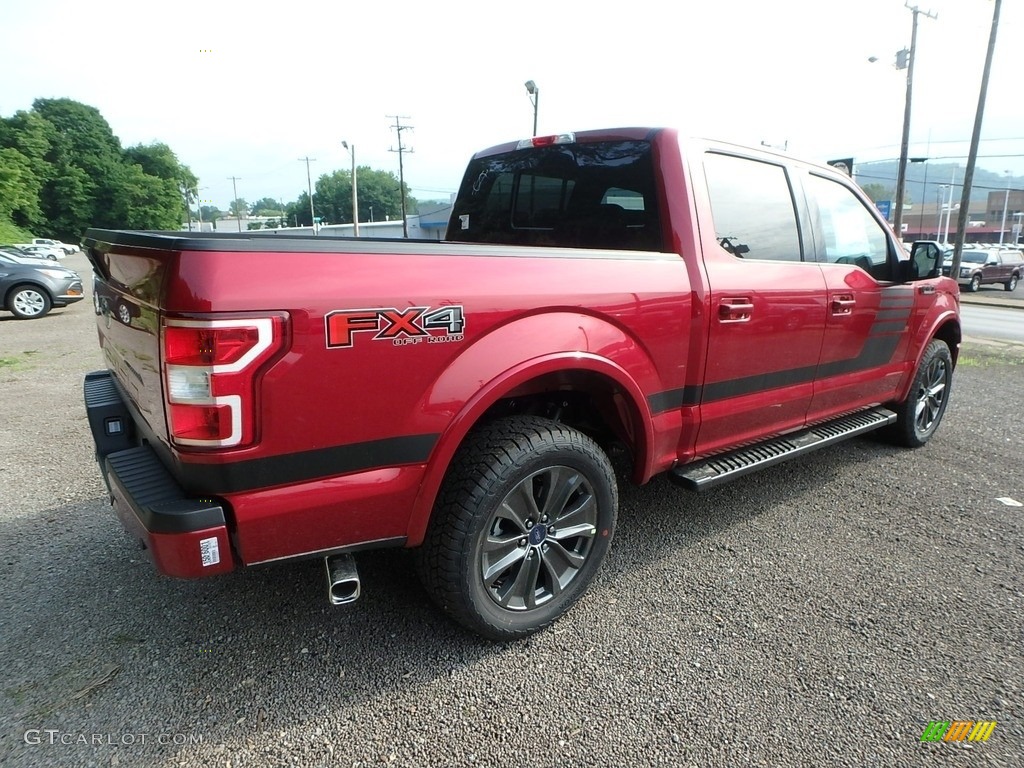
[298,157,317,232]
[228,176,242,232]
[388,115,413,238]
[950,0,1002,277]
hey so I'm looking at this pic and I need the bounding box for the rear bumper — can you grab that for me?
[84,370,235,578]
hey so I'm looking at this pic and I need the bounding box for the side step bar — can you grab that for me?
[669,407,897,492]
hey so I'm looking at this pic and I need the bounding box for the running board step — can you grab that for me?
[669,408,897,492]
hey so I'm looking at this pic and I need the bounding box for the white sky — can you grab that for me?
[2,0,1021,211]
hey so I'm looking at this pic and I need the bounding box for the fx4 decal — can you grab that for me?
[326,305,466,349]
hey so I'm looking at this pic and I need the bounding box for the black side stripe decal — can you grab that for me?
[178,433,440,494]
[650,331,907,414]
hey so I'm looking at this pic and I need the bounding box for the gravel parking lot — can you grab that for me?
[1,251,1022,767]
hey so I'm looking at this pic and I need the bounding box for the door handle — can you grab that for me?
[718,299,753,323]
[918,285,936,295]
[831,295,855,315]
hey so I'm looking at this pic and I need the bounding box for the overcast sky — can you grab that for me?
[2,0,1021,211]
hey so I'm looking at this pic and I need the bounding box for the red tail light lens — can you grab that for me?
[165,326,261,366]
[162,316,285,449]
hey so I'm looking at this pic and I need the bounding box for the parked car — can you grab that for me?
[0,251,84,319]
[944,246,1022,292]
[31,237,77,256]
[0,248,59,266]
[14,244,62,261]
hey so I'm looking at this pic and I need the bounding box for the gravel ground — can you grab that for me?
[1,250,1021,767]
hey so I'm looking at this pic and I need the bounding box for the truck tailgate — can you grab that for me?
[85,236,172,443]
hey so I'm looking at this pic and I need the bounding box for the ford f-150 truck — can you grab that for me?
[83,128,961,639]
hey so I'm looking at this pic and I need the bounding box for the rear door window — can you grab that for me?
[702,152,804,262]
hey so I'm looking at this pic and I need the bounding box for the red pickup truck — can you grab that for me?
[83,128,961,639]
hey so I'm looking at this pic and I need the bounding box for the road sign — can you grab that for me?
[876,200,892,220]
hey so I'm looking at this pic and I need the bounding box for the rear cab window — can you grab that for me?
[448,139,664,251]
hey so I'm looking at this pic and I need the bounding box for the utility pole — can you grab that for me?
[298,157,317,232]
[182,183,194,231]
[951,0,1002,278]
[342,141,359,236]
[193,185,208,232]
[388,115,413,238]
[892,3,937,240]
[228,176,242,232]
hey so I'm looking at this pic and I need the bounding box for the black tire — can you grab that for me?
[887,339,952,447]
[1005,274,1018,292]
[967,274,982,292]
[8,285,52,319]
[417,416,617,641]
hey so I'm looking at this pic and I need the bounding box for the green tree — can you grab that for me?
[290,193,312,227]
[122,143,195,228]
[251,197,283,216]
[860,183,892,203]
[301,166,415,227]
[229,198,249,217]
[0,147,44,229]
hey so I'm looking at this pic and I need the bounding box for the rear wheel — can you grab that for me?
[417,416,617,640]
[887,339,952,447]
[9,285,51,319]
[1005,274,1018,291]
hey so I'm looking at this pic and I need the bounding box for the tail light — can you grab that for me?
[162,315,286,448]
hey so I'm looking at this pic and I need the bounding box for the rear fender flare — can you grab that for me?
[405,313,662,546]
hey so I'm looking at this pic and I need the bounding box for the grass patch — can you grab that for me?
[0,216,32,244]
[0,351,38,371]
[958,347,1024,367]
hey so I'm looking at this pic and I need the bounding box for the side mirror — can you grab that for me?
[907,241,942,281]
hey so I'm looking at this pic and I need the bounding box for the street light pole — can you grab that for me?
[342,141,359,237]
[999,170,1011,245]
[892,4,937,240]
[525,80,539,136]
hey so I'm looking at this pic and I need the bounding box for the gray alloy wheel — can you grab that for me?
[887,339,952,448]
[1005,274,1017,291]
[9,286,52,319]
[968,274,982,292]
[417,416,617,640]
[479,464,600,612]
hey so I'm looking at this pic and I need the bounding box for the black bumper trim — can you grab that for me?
[105,446,227,534]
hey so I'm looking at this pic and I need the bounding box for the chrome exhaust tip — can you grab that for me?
[325,553,360,605]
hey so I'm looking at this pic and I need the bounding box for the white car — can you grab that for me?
[15,244,63,261]
[31,238,77,255]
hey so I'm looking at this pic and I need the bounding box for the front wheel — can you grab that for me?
[417,416,618,641]
[1005,274,1018,292]
[967,274,982,292]
[887,339,953,447]
[9,285,52,319]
